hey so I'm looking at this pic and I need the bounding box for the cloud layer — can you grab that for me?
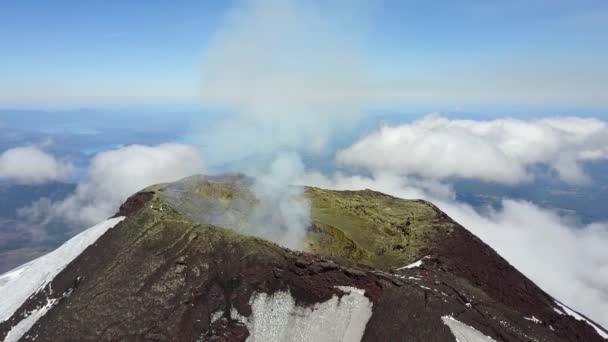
[20,143,204,227]
[338,115,608,184]
[0,146,73,184]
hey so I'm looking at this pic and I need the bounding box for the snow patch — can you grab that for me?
[554,300,608,339]
[398,256,430,270]
[441,315,496,342]
[210,310,224,324]
[232,286,373,341]
[0,216,125,323]
[524,316,542,324]
[4,298,57,342]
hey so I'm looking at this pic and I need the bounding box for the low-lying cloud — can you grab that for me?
[0,146,73,184]
[20,143,204,228]
[338,115,608,184]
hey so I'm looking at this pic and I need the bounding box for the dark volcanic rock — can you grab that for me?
[430,202,607,342]
[113,191,154,218]
[1,178,606,341]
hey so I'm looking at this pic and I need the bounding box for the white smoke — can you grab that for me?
[195,0,373,248]
[248,152,310,249]
[196,0,375,164]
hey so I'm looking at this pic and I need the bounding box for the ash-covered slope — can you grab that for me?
[0,175,606,342]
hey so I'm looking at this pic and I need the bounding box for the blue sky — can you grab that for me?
[1,0,607,110]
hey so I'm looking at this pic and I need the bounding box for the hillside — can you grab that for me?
[0,175,606,341]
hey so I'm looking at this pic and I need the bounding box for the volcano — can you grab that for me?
[0,175,606,341]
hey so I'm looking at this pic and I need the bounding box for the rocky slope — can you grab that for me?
[0,175,606,341]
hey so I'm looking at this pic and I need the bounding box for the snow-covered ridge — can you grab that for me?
[3,298,57,342]
[554,300,608,339]
[0,216,125,323]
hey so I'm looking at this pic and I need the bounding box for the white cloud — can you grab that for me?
[337,115,608,184]
[0,146,73,184]
[300,171,608,328]
[20,144,203,227]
